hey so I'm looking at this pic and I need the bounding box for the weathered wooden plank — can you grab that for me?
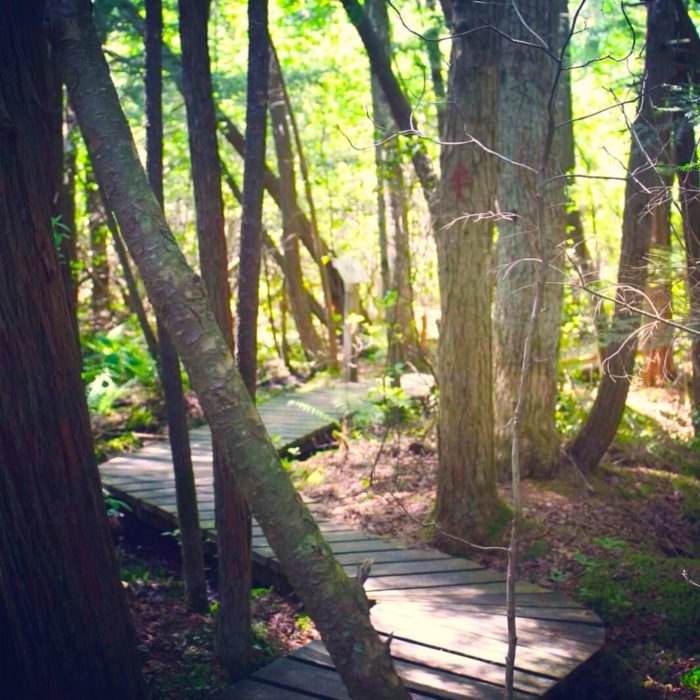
[364,568,506,591]
[373,585,584,609]
[341,557,484,578]
[292,641,541,699]
[333,548,451,566]
[214,678,316,699]
[370,604,599,675]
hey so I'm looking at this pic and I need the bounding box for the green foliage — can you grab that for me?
[352,378,420,431]
[576,550,700,647]
[82,320,157,414]
[680,665,700,691]
[103,489,131,519]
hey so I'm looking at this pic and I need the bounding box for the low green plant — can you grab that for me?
[576,550,700,647]
[680,665,700,691]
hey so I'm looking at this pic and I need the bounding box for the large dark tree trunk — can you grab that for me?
[433,0,502,545]
[0,3,145,696]
[49,4,410,697]
[493,0,567,480]
[566,1,678,473]
[145,0,208,614]
[236,0,269,397]
[268,50,326,363]
[178,0,252,676]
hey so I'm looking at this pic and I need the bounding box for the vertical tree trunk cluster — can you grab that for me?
[145,0,208,614]
[268,48,326,363]
[178,0,252,675]
[49,4,413,696]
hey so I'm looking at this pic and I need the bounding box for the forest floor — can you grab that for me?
[105,379,700,699]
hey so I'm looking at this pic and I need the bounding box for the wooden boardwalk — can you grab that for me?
[99,382,604,699]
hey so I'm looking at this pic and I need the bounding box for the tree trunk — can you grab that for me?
[178,0,252,676]
[49,5,410,697]
[269,50,326,363]
[145,0,208,614]
[640,174,676,386]
[433,0,502,546]
[367,0,420,377]
[270,39,339,368]
[237,0,269,398]
[566,1,678,473]
[493,0,566,480]
[676,117,700,432]
[424,0,446,138]
[1,3,145,695]
[342,0,502,545]
[86,165,111,326]
[220,115,345,315]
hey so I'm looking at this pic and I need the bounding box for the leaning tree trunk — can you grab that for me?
[268,50,326,363]
[433,0,502,546]
[178,0,252,676]
[145,0,208,614]
[48,4,411,698]
[493,0,567,480]
[566,1,678,473]
[1,3,145,696]
[220,116,345,316]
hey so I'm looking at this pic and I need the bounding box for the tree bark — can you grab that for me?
[237,0,270,398]
[493,0,566,480]
[145,0,208,614]
[220,116,345,314]
[49,5,410,697]
[677,118,700,432]
[566,1,678,473]
[342,0,502,545]
[433,0,502,546]
[640,173,676,386]
[269,49,326,363]
[178,0,252,675]
[86,164,111,326]
[1,3,145,695]
[270,39,339,368]
[367,0,420,377]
